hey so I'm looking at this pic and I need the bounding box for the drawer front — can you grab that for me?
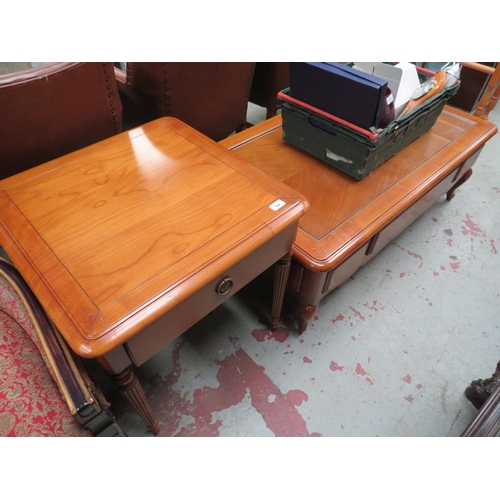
[287,241,371,306]
[362,163,470,264]
[288,156,478,306]
[125,223,297,366]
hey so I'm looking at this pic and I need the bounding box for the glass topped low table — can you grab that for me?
[0,117,309,433]
[221,106,497,333]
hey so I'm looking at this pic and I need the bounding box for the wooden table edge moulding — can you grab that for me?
[221,106,498,333]
[0,117,309,433]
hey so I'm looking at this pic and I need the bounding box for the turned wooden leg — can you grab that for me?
[271,251,293,331]
[111,366,159,434]
[447,168,473,201]
[295,304,318,334]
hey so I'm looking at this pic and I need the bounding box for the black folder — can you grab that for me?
[289,62,388,130]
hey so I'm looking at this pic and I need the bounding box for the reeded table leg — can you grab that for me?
[447,168,473,201]
[271,251,292,331]
[111,366,160,435]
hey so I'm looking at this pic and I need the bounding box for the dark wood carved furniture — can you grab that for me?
[0,257,125,436]
[0,117,309,434]
[462,361,500,437]
[221,107,497,332]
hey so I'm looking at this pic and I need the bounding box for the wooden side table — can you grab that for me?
[222,107,497,332]
[0,117,309,433]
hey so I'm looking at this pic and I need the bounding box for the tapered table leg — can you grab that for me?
[111,366,159,435]
[271,251,293,331]
[296,304,318,334]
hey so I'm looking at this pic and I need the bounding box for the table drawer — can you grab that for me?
[287,240,370,306]
[289,152,480,306]
[363,165,478,265]
[124,223,297,366]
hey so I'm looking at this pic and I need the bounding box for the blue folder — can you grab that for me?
[289,62,388,130]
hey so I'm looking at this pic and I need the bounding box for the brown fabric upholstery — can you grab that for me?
[0,62,122,180]
[115,62,256,141]
[448,63,496,112]
[249,62,290,119]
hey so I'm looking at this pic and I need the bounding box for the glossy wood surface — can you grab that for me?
[221,106,497,272]
[0,117,309,357]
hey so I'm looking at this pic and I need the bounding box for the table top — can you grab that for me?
[0,117,308,357]
[221,106,497,272]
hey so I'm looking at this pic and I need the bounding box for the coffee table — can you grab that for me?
[0,117,309,433]
[221,106,497,333]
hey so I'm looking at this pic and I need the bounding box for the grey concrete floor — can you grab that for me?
[93,103,500,438]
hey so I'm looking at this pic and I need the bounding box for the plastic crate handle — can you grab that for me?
[278,91,380,141]
[309,117,338,136]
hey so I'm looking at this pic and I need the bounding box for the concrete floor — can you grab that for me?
[88,102,500,437]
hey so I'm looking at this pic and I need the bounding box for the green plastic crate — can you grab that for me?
[278,77,460,180]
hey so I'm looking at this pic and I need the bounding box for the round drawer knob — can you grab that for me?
[216,277,234,295]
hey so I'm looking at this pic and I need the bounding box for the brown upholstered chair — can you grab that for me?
[0,62,122,180]
[0,257,125,436]
[249,62,290,119]
[114,62,256,141]
[459,62,500,120]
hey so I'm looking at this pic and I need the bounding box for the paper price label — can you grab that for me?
[269,199,286,211]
